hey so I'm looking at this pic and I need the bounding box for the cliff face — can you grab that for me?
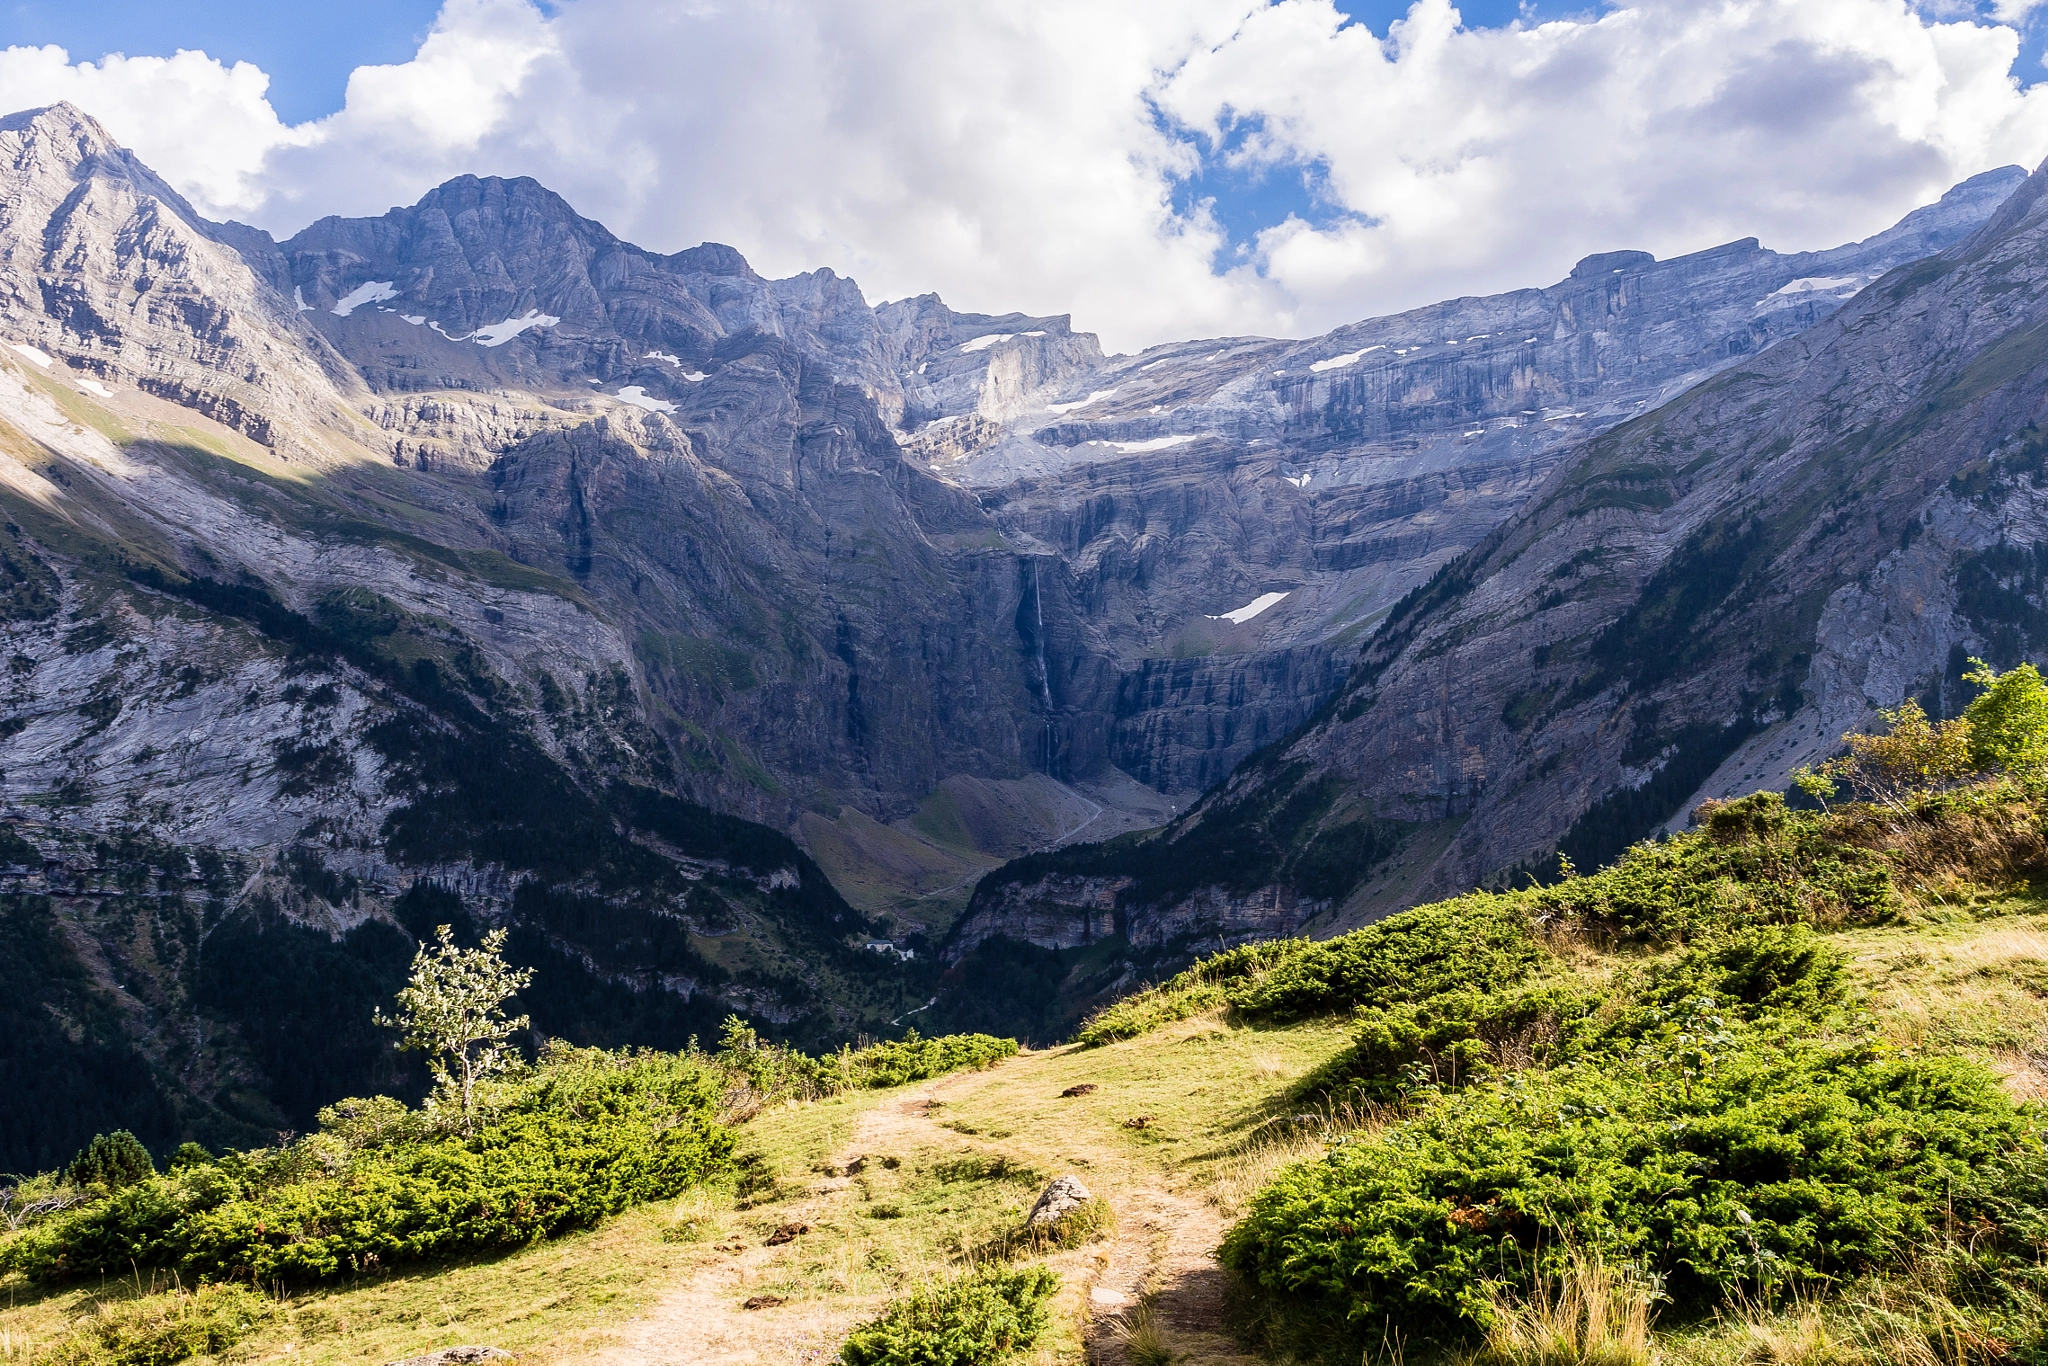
[950,158,2048,1012]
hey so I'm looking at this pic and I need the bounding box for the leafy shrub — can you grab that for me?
[2,1046,733,1283]
[1222,1035,2030,1359]
[1075,939,1307,1046]
[67,1132,154,1191]
[839,1264,1059,1366]
[713,1020,1017,1105]
[1532,793,1895,942]
[1225,894,1540,1023]
[37,1282,267,1366]
[834,1032,1018,1090]
[1630,924,1849,1021]
[1297,984,1595,1104]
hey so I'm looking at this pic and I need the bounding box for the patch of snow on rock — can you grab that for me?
[331,281,398,317]
[614,386,677,414]
[646,351,708,379]
[293,286,313,313]
[9,344,50,368]
[79,380,114,398]
[473,310,560,347]
[1207,591,1290,625]
[1310,345,1384,373]
[1046,387,1117,414]
[400,315,425,326]
[1110,434,1197,453]
[958,333,1014,353]
[1770,275,1862,298]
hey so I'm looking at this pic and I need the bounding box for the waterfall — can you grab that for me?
[1029,558,1056,775]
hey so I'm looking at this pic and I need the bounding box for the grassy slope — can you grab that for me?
[0,1019,1354,1365]
[7,798,2048,1364]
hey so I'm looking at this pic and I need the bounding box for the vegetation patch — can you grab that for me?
[837,1263,1059,1366]
[33,1281,267,1366]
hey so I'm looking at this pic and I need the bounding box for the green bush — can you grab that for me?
[714,1020,1018,1102]
[36,1282,266,1366]
[67,1131,154,1191]
[1075,939,1307,1046]
[1629,924,1850,1021]
[2,1047,733,1283]
[839,1264,1059,1366]
[1297,984,1595,1104]
[1222,1034,2031,1360]
[1531,793,1894,941]
[1224,893,1541,1022]
[834,1032,1019,1090]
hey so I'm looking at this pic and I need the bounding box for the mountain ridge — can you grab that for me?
[0,98,2030,1154]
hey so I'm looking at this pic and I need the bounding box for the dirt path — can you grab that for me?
[572,1048,1259,1365]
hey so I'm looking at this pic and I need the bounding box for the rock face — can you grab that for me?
[953,156,2048,1006]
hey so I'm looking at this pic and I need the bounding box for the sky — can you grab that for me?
[3,0,2048,351]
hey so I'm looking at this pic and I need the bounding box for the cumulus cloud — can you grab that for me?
[4,0,2048,349]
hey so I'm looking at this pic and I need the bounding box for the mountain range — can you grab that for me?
[0,98,2034,1166]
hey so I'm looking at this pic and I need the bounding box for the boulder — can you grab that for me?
[1026,1175,1094,1228]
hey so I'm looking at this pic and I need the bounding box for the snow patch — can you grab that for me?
[331,281,397,317]
[400,315,425,326]
[9,344,50,368]
[1770,275,1862,298]
[1310,345,1384,373]
[614,386,677,414]
[1021,330,1046,337]
[78,380,114,398]
[1046,387,1117,414]
[958,333,1013,353]
[646,352,709,380]
[428,321,471,341]
[472,310,560,347]
[1109,434,1197,453]
[1286,471,1311,488]
[293,286,313,313]
[1207,591,1289,625]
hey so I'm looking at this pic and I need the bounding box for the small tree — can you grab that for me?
[1816,697,1973,812]
[376,925,534,1124]
[67,1130,153,1189]
[1962,658,2048,777]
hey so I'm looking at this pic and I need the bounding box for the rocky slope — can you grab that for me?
[950,155,2048,1020]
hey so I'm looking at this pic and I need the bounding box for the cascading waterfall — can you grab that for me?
[1029,558,1056,775]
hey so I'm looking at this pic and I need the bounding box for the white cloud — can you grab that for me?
[0,44,309,210]
[2,0,2047,349]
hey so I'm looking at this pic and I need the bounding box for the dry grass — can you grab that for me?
[1201,1098,1385,1217]
[1467,1254,1655,1366]
[1828,792,2048,905]
[1843,911,2048,1073]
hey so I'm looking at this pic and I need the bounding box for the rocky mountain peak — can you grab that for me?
[0,101,116,168]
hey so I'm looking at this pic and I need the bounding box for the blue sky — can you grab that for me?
[0,0,447,123]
